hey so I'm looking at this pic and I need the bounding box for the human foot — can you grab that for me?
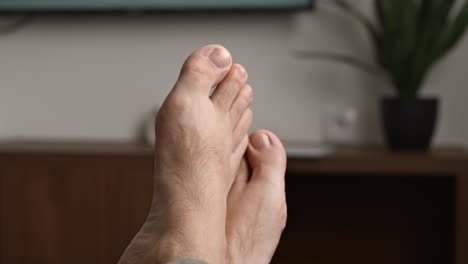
[118,45,253,264]
[226,130,287,264]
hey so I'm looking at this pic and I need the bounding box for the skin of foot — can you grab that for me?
[118,45,253,264]
[226,130,288,264]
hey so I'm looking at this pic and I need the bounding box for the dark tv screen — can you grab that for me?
[0,0,312,12]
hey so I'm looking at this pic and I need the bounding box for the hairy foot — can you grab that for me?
[118,45,253,264]
[226,130,287,264]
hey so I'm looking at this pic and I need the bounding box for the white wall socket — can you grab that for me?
[321,106,359,145]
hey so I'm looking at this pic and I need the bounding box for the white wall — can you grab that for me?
[1,2,467,146]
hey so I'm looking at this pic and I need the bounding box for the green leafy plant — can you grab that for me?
[299,0,468,98]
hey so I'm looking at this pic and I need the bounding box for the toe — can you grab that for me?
[228,157,250,199]
[247,130,287,186]
[174,45,232,96]
[230,84,253,126]
[230,135,250,184]
[232,108,253,151]
[211,64,248,111]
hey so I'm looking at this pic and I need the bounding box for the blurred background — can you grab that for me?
[1,1,468,264]
[0,1,466,146]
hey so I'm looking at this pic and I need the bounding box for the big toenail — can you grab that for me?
[251,133,271,149]
[209,48,231,68]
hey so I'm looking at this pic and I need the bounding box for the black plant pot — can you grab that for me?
[381,97,439,151]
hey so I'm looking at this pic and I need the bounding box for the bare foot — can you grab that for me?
[226,130,287,264]
[118,45,253,264]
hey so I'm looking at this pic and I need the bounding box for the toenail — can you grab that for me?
[238,65,247,79]
[251,133,271,149]
[209,48,231,69]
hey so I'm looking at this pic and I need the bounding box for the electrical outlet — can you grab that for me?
[321,106,359,145]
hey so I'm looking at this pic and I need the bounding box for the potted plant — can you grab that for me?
[300,0,468,150]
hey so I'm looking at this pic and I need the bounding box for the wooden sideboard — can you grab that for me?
[1,142,467,264]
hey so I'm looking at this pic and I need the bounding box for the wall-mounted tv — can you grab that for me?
[0,0,313,12]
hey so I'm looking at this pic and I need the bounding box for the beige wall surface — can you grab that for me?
[1,2,467,146]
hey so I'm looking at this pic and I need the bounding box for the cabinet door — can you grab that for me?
[1,154,153,264]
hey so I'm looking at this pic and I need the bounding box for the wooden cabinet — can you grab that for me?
[1,143,467,264]
[0,144,154,264]
[277,149,468,264]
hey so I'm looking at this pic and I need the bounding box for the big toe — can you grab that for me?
[174,44,232,96]
[247,130,287,185]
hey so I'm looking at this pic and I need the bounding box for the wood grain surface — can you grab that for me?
[1,142,467,264]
